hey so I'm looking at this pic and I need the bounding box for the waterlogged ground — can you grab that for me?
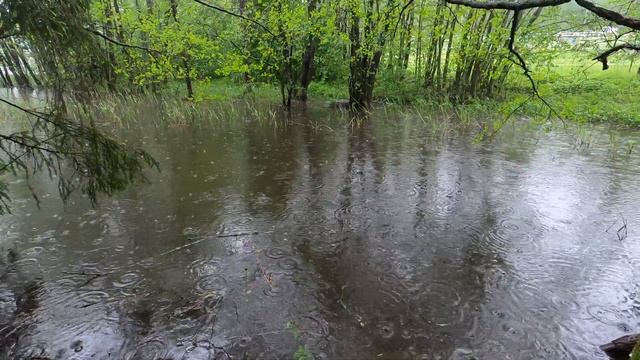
[1,102,640,359]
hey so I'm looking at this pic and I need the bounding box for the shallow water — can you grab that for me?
[1,103,640,359]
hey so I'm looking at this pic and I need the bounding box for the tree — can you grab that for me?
[345,0,404,109]
[296,0,323,101]
[193,0,332,107]
[0,0,158,214]
[444,0,640,75]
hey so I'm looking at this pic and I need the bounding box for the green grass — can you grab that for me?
[156,53,640,127]
[508,53,640,126]
[307,81,349,99]
[193,78,281,102]
[156,78,281,102]
[191,78,350,102]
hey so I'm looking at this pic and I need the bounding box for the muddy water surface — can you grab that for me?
[1,104,640,359]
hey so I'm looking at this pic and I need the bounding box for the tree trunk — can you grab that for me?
[297,38,318,101]
[296,0,321,101]
[401,11,415,70]
[442,12,456,92]
[102,0,118,91]
[169,0,194,99]
[423,0,444,87]
[415,1,424,81]
[348,5,359,107]
[349,49,382,109]
[347,0,396,109]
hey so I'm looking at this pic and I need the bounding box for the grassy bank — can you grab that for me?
[155,53,639,126]
[377,55,640,126]
[499,54,640,126]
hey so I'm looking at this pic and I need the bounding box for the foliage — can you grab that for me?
[0,0,639,211]
[293,345,313,360]
[0,99,158,214]
[504,54,640,125]
[111,0,221,96]
[2,0,637,108]
[632,341,640,360]
[0,0,159,213]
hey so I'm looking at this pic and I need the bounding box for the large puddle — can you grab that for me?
[1,102,640,359]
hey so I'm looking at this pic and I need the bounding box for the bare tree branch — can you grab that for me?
[507,12,538,97]
[443,0,640,32]
[392,0,417,39]
[575,0,640,31]
[444,0,640,73]
[191,0,277,38]
[506,11,564,122]
[593,43,640,69]
[0,133,63,156]
[0,97,50,121]
[444,0,570,10]
[84,28,163,55]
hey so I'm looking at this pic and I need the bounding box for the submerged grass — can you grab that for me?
[74,92,288,129]
[54,52,640,138]
[3,83,639,164]
[256,60,637,127]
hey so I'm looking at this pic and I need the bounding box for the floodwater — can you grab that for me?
[1,100,640,360]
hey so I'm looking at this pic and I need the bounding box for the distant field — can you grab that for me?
[389,52,640,126]
[512,52,640,125]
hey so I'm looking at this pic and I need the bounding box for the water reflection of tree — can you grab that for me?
[244,120,302,216]
[289,118,533,358]
[0,261,44,358]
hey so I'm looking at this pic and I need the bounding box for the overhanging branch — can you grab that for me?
[508,11,563,121]
[392,0,417,38]
[508,11,539,96]
[445,0,640,72]
[444,0,640,31]
[444,0,570,10]
[439,3,563,121]
[593,43,640,69]
[575,0,640,31]
[84,28,163,55]
[191,0,277,38]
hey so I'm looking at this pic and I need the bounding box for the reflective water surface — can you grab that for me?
[1,103,640,359]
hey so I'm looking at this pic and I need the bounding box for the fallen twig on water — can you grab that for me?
[80,302,100,308]
[61,271,105,286]
[216,231,259,238]
[226,330,288,339]
[232,300,239,321]
[61,271,103,276]
[158,232,259,257]
[605,215,629,241]
[617,219,628,241]
[157,237,209,257]
[80,274,102,287]
[611,214,629,241]
[338,285,349,312]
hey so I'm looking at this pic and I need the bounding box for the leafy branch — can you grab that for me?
[0,97,158,214]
